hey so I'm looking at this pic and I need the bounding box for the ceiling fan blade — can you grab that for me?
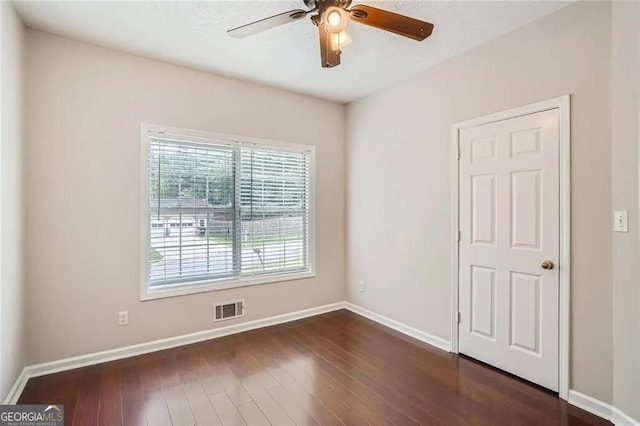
[349,4,434,41]
[319,23,340,68]
[228,9,308,39]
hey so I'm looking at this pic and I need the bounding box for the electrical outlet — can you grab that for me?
[118,311,128,326]
[359,281,365,293]
[614,211,629,233]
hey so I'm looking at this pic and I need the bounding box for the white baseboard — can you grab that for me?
[344,302,452,352]
[568,390,613,422]
[612,406,640,426]
[3,301,453,404]
[5,300,638,426]
[2,367,30,405]
[568,390,639,425]
[342,304,640,426]
[3,301,345,404]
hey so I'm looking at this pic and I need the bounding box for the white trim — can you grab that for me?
[139,123,317,301]
[2,301,455,404]
[568,390,613,422]
[451,96,571,129]
[142,271,317,301]
[612,406,640,426]
[450,95,571,399]
[557,95,571,401]
[2,368,29,405]
[2,302,344,404]
[450,124,460,354]
[344,302,452,352]
[568,390,640,425]
[139,124,149,300]
[5,299,637,426]
[140,123,316,153]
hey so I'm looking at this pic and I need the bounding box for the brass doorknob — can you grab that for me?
[541,260,555,270]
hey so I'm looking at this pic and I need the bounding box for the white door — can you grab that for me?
[458,108,560,391]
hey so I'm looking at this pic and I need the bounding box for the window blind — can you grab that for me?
[240,147,310,276]
[146,131,312,291]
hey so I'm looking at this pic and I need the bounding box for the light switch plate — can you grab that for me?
[118,311,129,326]
[614,211,628,233]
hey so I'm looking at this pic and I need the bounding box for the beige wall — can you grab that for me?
[346,1,613,402]
[611,1,640,420]
[16,1,640,415]
[25,30,345,364]
[0,1,26,400]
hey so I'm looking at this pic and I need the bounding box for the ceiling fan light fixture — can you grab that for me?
[228,1,435,69]
[324,6,348,33]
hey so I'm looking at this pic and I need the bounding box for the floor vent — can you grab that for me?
[214,300,244,322]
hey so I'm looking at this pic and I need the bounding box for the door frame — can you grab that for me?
[450,95,571,400]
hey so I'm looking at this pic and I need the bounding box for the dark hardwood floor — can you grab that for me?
[18,310,609,426]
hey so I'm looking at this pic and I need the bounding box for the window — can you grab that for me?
[141,125,314,299]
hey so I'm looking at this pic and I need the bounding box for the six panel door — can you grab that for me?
[458,109,560,391]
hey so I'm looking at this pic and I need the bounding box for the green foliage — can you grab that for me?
[149,144,308,210]
[148,144,234,206]
[149,247,162,264]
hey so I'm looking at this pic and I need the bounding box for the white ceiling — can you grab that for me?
[14,1,570,103]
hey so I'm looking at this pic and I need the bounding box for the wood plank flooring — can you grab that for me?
[18,310,610,425]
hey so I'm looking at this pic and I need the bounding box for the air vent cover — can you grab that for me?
[214,300,244,322]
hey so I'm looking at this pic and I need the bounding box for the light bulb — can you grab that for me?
[327,10,341,27]
[324,6,348,33]
[330,30,352,51]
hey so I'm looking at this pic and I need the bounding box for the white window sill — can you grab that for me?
[140,270,316,301]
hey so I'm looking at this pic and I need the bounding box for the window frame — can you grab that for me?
[139,123,317,301]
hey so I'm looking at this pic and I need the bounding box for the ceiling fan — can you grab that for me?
[227,0,434,68]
